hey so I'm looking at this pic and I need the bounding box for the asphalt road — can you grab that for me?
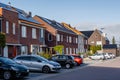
[1,57,119,80]
[28,57,120,80]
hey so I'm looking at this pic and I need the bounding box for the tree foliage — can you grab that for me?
[112,36,116,44]
[53,45,64,55]
[90,45,101,54]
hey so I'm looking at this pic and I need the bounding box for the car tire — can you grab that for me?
[65,63,71,69]
[3,71,11,80]
[42,66,50,73]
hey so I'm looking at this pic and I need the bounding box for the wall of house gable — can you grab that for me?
[88,30,106,46]
[1,9,19,44]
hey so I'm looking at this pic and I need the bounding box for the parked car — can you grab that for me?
[89,53,105,60]
[13,55,61,73]
[49,55,76,69]
[69,54,83,66]
[0,57,29,80]
[104,53,115,59]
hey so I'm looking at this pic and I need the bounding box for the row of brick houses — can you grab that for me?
[0,2,117,58]
[0,2,87,58]
[0,3,46,58]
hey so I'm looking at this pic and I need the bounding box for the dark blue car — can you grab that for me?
[0,57,29,80]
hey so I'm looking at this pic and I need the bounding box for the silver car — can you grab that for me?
[13,55,61,73]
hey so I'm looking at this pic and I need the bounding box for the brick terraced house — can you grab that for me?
[0,3,45,58]
[34,15,78,54]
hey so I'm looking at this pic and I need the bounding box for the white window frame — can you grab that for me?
[61,35,63,42]
[32,28,37,39]
[22,26,27,38]
[41,28,44,38]
[6,21,9,33]
[66,36,68,42]
[69,36,72,43]
[57,34,60,41]
[66,48,68,54]
[13,23,15,34]
[21,46,28,55]
[76,38,78,44]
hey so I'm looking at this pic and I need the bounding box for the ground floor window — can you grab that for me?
[21,46,28,55]
[31,45,39,54]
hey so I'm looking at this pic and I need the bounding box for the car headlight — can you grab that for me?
[11,66,19,71]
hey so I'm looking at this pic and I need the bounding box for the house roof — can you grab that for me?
[35,15,76,34]
[0,3,40,24]
[103,44,117,49]
[80,30,94,38]
[61,22,83,35]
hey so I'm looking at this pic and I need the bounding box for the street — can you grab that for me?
[24,57,120,80]
[1,57,119,80]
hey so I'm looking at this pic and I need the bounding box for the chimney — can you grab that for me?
[27,11,32,17]
[29,11,32,17]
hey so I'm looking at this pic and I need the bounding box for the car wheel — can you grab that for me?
[3,71,11,80]
[42,66,50,73]
[65,63,71,69]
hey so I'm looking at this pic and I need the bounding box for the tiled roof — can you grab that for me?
[0,3,40,24]
[103,44,117,49]
[36,15,76,34]
[80,30,94,38]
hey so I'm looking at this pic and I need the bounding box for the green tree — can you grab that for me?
[112,36,116,44]
[53,45,64,55]
[90,45,101,54]
[0,33,6,55]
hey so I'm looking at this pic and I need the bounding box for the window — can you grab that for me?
[66,48,68,54]
[69,36,72,43]
[76,38,78,43]
[6,21,9,33]
[41,28,44,38]
[22,26,27,37]
[21,46,28,54]
[32,28,36,39]
[61,35,63,42]
[13,23,15,34]
[66,36,68,42]
[57,34,60,41]
[48,33,53,41]
[0,20,1,32]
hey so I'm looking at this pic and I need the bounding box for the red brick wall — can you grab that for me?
[1,8,19,44]
[20,24,43,53]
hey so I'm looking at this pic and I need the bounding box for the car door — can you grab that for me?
[30,56,43,71]
[16,56,31,68]
[58,55,67,66]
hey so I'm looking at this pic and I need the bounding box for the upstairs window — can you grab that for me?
[40,28,44,38]
[61,35,63,42]
[6,21,9,33]
[22,26,27,38]
[69,36,72,43]
[32,28,36,39]
[48,33,53,41]
[12,23,15,35]
[57,34,60,41]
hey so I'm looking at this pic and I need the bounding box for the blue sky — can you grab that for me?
[1,0,120,43]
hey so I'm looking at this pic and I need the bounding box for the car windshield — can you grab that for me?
[0,57,16,64]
